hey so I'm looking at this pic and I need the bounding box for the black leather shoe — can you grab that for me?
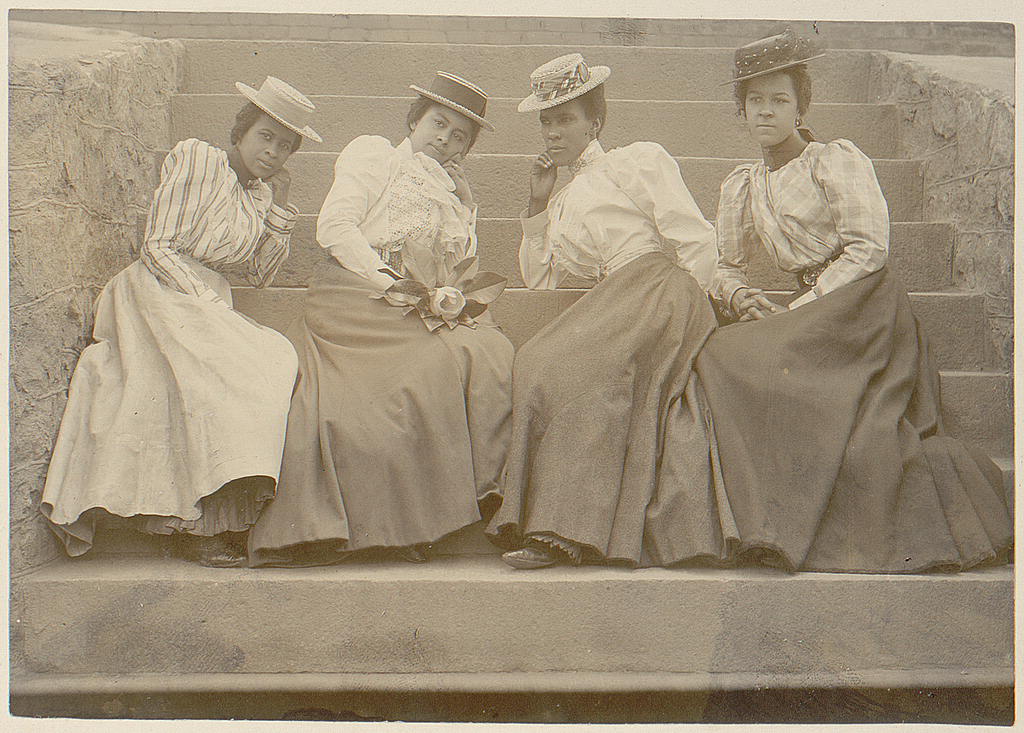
[502,546,558,569]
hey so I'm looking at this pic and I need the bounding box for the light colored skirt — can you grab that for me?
[40,258,298,556]
[248,264,513,567]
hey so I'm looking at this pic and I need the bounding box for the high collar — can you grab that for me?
[569,139,605,177]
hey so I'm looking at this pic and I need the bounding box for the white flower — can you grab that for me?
[429,286,466,321]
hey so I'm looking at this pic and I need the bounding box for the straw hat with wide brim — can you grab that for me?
[235,76,323,143]
[720,28,826,86]
[517,53,611,113]
[410,71,495,132]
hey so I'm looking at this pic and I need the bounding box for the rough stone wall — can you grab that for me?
[9,25,185,576]
[868,52,1014,370]
[8,10,1015,56]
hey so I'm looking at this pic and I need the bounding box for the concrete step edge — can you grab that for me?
[11,667,1013,696]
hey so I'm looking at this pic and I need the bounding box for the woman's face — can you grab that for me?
[235,112,298,179]
[742,71,801,148]
[409,103,475,164]
[538,98,599,167]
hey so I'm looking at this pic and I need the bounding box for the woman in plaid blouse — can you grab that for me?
[692,30,1011,572]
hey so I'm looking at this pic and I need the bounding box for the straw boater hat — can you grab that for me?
[517,53,611,113]
[722,28,826,86]
[410,72,495,132]
[235,76,323,143]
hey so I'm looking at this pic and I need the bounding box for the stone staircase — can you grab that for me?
[11,38,1013,722]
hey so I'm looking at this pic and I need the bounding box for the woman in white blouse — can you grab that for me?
[249,73,513,567]
[41,77,320,566]
[694,30,1011,572]
[489,54,725,570]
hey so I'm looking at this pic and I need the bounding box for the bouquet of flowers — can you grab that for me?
[371,240,507,332]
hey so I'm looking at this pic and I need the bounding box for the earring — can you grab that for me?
[795,116,803,127]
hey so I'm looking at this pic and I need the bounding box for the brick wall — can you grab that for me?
[8,11,1015,56]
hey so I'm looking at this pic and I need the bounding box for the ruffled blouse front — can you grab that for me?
[520,140,717,291]
[713,138,890,309]
[317,135,477,291]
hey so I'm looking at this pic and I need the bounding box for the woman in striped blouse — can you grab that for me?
[40,77,321,567]
[692,30,1011,572]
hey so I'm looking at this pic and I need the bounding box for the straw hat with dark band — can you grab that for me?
[722,28,825,86]
[236,76,322,143]
[410,71,495,131]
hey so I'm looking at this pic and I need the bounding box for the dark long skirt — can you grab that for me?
[694,267,1011,572]
[487,253,735,566]
[249,264,514,567]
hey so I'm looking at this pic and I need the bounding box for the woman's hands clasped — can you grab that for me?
[731,287,785,321]
[528,151,557,216]
[443,154,474,208]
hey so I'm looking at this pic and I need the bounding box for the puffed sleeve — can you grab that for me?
[246,200,299,288]
[316,135,402,291]
[604,143,717,291]
[791,139,889,308]
[518,205,561,290]
[711,163,757,307]
[140,139,228,303]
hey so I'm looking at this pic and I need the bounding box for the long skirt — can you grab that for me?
[694,267,1011,572]
[486,253,734,567]
[40,259,299,556]
[248,264,514,566]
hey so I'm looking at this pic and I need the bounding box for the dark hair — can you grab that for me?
[575,84,608,137]
[406,96,482,153]
[230,102,302,152]
[734,64,812,118]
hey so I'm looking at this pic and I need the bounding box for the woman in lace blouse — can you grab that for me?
[693,30,1011,572]
[41,77,319,567]
[489,54,724,570]
[250,72,513,567]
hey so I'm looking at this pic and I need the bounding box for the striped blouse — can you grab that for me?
[140,138,299,303]
[712,139,890,310]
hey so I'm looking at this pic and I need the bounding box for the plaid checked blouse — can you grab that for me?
[712,138,890,310]
[140,138,298,303]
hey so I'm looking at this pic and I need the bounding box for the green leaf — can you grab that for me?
[447,256,479,287]
[402,241,440,286]
[461,272,507,304]
[462,300,487,318]
[387,279,431,299]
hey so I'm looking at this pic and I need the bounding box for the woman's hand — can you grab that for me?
[528,151,557,216]
[265,167,291,208]
[443,155,474,208]
[731,287,785,321]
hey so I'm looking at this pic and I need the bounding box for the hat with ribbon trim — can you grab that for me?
[235,76,323,142]
[721,28,826,86]
[517,53,611,113]
[410,71,495,132]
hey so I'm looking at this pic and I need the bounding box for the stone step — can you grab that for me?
[181,41,874,102]
[11,556,1012,688]
[180,151,922,222]
[228,218,953,293]
[173,95,900,159]
[232,287,1001,374]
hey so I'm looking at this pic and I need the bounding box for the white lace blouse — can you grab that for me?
[712,139,890,310]
[317,135,478,291]
[520,140,717,291]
